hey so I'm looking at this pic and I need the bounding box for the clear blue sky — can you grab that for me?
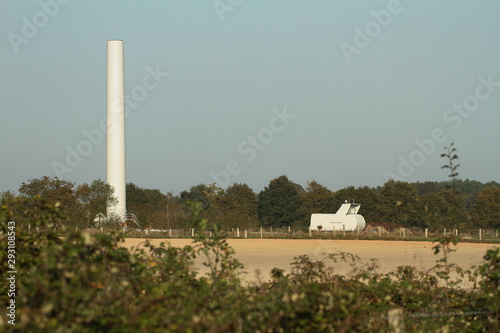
[1,0,499,195]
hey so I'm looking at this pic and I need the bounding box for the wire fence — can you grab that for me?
[17,223,500,243]
[129,226,498,242]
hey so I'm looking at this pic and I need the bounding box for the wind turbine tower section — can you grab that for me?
[106,40,126,222]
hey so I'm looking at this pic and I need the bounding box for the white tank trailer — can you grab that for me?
[310,202,366,232]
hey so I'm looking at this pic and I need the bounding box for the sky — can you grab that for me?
[1,0,499,196]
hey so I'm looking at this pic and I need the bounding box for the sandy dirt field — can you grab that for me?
[123,238,498,284]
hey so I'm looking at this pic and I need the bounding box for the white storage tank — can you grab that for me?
[310,202,366,231]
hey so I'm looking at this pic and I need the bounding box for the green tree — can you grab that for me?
[457,179,498,212]
[153,192,185,229]
[0,190,17,203]
[179,184,215,211]
[470,186,500,229]
[18,176,83,226]
[438,190,469,227]
[258,175,304,228]
[76,179,116,226]
[379,180,420,227]
[353,186,381,222]
[455,179,486,195]
[178,183,227,229]
[331,186,357,211]
[126,183,167,228]
[215,183,259,229]
[417,192,449,229]
[299,181,335,220]
[413,181,442,195]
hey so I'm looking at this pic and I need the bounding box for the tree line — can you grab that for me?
[1,175,499,230]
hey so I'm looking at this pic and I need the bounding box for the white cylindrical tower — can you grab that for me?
[106,40,126,222]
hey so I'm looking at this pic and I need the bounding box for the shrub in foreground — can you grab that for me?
[0,197,498,332]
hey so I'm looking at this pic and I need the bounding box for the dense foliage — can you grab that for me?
[1,198,499,332]
[258,175,304,228]
[2,175,499,231]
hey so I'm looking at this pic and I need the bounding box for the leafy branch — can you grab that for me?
[186,200,243,284]
[433,142,462,290]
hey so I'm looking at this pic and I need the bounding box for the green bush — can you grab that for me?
[1,197,498,332]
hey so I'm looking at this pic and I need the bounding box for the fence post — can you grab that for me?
[388,308,404,333]
[425,228,428,239]
[288,226,291,233]
[479,229,482,241]
[237,228,240,238]
[378,226,381,237]
[169,229,172,237]
[402,228,405,238]
[309,227,312,238]
[260,227,263,239]
[191,228,195,237]
[444,228,446,236]
[455,229,458,236]
[244,230,247,238]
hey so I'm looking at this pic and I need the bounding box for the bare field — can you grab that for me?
[123,238,498,283]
